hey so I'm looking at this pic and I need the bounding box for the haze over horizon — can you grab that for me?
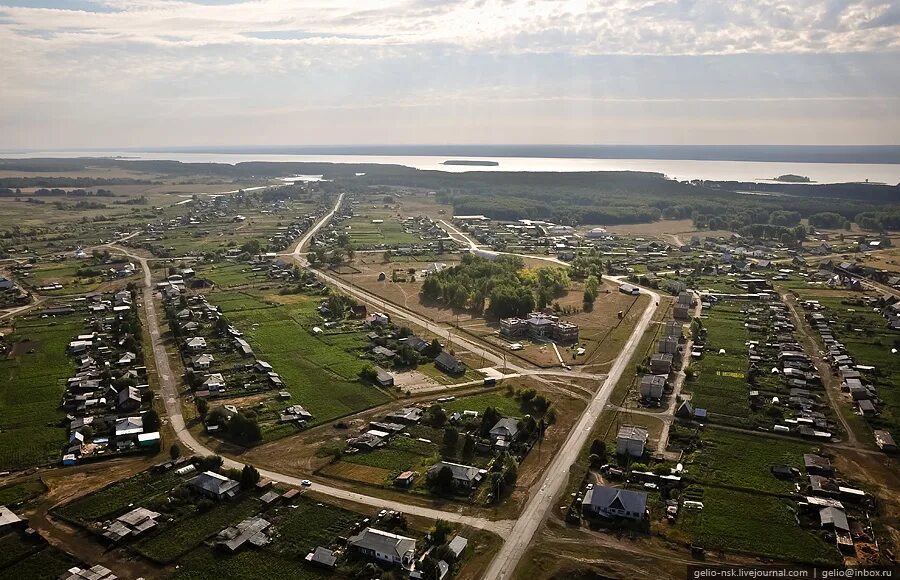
[2,0,899,149]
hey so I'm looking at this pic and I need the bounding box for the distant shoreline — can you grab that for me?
[442,159,500,167]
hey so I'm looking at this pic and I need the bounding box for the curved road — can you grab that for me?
[126,192,660,577]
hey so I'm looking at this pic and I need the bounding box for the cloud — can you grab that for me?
[0,0,897,147]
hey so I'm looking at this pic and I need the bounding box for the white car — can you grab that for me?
[301,479,312,487]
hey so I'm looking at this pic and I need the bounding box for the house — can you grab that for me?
[234,338,254,357]
[858,399,876,416]
[188,470,240,500]
[216,516,271,551]
[819,506,850,532]
[0,506,23,531]
[372,346,397,359]
[395,470,418,488]
[650,353,673,374]
[103,507,160,542]
[305,546,337,568]
[489,417,520,448]
[447,535,468,559]
[186,337,206,351]
[640,375,666,400]
[616,425,648,457]
[192,353,215,369]
[375,368,394,387]
[385,407,423,424]
[435,351,465,375]
[203,373,226,391]
[803,454,834,476]
[426,461,484,488]
[60,565,118,580]
[657,337,679,355]
[582,485,648,520]
[347,527,416,569]
[114,416,143,438]
[874,430,897,453]
[116,386,142,412]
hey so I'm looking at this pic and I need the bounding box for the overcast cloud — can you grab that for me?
[1,0,898,148]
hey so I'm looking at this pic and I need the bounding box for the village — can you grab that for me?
[0,173,896,579]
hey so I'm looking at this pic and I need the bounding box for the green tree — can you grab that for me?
[169,443,181,461]
[442,427,459,449]
[142,408,160,432]
[240,464,260,489]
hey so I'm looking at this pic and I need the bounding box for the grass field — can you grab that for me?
[688,428,814,494]
[0,314,81,470]
[0,533,76,580]
[675,487,839,564]
[0,480,46,506]
[684,303,750,418]
[209,291,391,424]
[342,435,439,476]
[443,391,525,417]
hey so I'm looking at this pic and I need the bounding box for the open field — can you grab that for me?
[674,487,839,564]
[0,314,81,470]
[0,533,77,580]
[603,219,735,240]
[688,428,815,494]
[209,290,392,424]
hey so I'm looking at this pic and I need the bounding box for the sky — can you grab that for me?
[1,0,899,149]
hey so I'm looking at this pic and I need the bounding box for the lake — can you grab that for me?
[3,149,900,184]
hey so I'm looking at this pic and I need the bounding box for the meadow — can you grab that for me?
[0,314,81,470]
[443,390,525,417]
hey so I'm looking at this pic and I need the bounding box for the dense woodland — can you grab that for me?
[1,157,898,230]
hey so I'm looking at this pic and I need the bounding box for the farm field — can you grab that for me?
[209,291,392,424]
[674,487,839,564]
[134,496,261,563]
[688,428,815,494]
[343,204,421,249]
[53,470,182,524]
[0,314,81,470]
[683,302,751,418]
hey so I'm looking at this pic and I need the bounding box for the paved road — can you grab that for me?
[482,283,660,579]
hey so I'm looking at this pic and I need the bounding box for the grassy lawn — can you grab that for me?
[0,480,46,506]
[688,428,814,494]
[675,487,840,564]
[342,435,439,476]
[0,315,81,470]
[443,390,526,417]
[209,291,391,424]
[173,549,331,580]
